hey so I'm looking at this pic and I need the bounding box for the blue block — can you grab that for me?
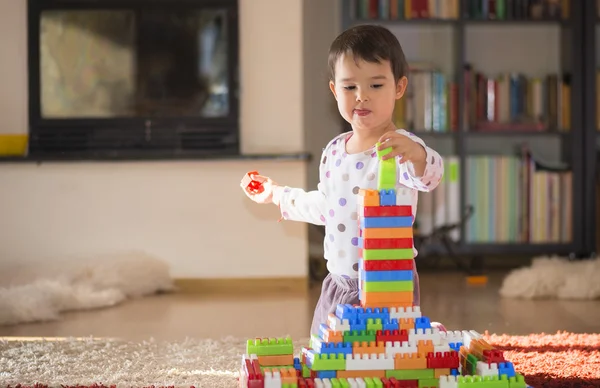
[356,307,390,322]
[314,341,353,355]
[293,357,302,370]
[379,189,396,206]
[335,304,359,321]
[382,318,399,331]
[415,316,432,330]
[317,371,337,379]
[498,361,516,378]
[451,369,460,376]
[361,269,414,282]
[347,319,367,332]
[360,216,412,228]
[449,342,462,351]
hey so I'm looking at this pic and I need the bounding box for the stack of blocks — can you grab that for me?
[239,143,533,388]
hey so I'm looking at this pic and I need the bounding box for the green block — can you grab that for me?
[332,378,350,388]
[365,377,384,388]
[342,329,377,343]
[366,318,383,331]
[362,280,414,292]
[419,378,439,388]
[466,353,479,375]
[508,374,528,388]
[282,384,297,388]
[457,375,510,388]
[376,143,397,190]
[301,363,311,378]
[385,369,435,380]
[310,353,346,371]
[246,337,293,356]
[362,248,414,260]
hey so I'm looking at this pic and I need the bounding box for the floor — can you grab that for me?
[1,271,598,342]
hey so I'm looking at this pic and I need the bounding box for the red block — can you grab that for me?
[381,378,418,388]
[361,205,412,217]
[362,260,414,271]
[361,237,413,249]
[426,351,460,369]
[376,329,408,343]
[483,349,506,364]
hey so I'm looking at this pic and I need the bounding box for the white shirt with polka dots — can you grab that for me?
[273,129,444,279]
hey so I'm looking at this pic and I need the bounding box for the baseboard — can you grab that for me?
[173,276,309,295]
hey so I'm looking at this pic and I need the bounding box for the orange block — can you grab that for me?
[362,227,413,239]
[358,189,379,206]
[394,352,427,369]
[352,341,385,355]
[417,339,434,357]
[258,354,294,366]
[263,368,297,385]
[361,290,414,303]
[399,318,415,330]
[435,368,451,378]
[337,370,386,379]
[322,328,344,343]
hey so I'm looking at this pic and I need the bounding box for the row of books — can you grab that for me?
[415,147,573,243]
[465,0,569,20]
[348,0,569,21]
[393,63,570,132]
[349,0,460,20]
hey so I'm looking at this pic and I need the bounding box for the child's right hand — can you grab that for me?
[240,173,278,204]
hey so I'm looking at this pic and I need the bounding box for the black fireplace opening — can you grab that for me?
[27,0,239,160]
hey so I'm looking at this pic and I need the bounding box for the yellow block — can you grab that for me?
[0,135,28,156]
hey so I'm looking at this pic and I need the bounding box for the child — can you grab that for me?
[241,25,445,336]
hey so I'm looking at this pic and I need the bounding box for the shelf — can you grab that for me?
[350,18,458,26]
[459,242,575,255]
[350,19,567,27]
[464,130,571,137]
[463,19,568,26]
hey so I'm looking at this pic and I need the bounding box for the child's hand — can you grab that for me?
[240,173,278,204]
[377,131,426,164]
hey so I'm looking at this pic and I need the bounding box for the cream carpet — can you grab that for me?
[0,336,309,388]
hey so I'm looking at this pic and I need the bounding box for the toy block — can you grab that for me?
[343,330,377,343]
[263,369,282,387]
[358,237,413,250]
[319,324,344,343]
[360,216,413,229]
[381,378,419,388]
[384,340,418,357]
[385,368,435,380]
[336,304,361,321]
[359,248,414,260]
[358,189,380,207]
[328,314,351,332]
[247,337,294,356]
[313,339,353,356]
[362,269,414,282]
[482,350,505,364]
[362,227,413,239]
[440,331,463,345]
[338,370,387,380]
[305,351,347,371]
[362,280,413,293]
[375,143,397,191]
[507,374,527,388]
[434,368,451,378]
[315,370,337,379]
[379,189,396,206]
[377,329,409,344]
[439,376,458,388]
[258,354,294,366]
[366,318,384,331]
[346,353,395,371]
[393,352,427,369]
[360,205,412,218]
[355,307,391,321]
[457,374,510,387]
[389,306,422,320]
[417,340,435,358]
[360,291,414,304]
[242,170,265,194]
[497,362,516,378]
[352,341,385,356]
[361,259,414,271]
[426,352,459,369]
[476,361,499,377]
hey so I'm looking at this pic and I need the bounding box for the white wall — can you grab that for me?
[0,0,339,279]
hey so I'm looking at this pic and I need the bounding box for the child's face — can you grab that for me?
[329,53,407,134]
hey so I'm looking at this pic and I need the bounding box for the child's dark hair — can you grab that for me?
[328,25,408,83]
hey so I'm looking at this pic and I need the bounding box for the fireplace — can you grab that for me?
[27,0,239,159]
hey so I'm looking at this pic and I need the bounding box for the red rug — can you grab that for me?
[483,331,600,388]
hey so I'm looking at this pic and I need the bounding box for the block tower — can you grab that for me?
[238,144,531,388]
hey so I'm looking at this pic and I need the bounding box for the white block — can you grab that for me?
[434,344,451,353]
[345,353,395,370]
[264,370,282,388]
[385,340,418,357]
[440,330,463,344]
[408,327,442,345]
[462,330,482,348]
[389,306,422,320]
[439,375,458,388]
[328,315,351,332]
[347,377,366,388]
[477,361,499,376]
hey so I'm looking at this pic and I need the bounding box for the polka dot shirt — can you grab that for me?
[273,129,444,279]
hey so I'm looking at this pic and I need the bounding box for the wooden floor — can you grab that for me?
[0,271,598,341]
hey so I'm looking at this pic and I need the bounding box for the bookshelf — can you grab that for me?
[340,0,589,257]
[583,0,600,256]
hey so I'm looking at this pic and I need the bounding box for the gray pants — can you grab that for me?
[310,263,420,337]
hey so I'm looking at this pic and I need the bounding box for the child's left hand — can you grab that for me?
[377,131,426,164]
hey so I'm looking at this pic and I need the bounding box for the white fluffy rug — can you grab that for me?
[0,251,174,326]
[0,336,308,388]
[499,255,600,300]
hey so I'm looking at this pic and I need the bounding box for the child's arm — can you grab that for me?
[378,129,444,192]
[272,180,328,225]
